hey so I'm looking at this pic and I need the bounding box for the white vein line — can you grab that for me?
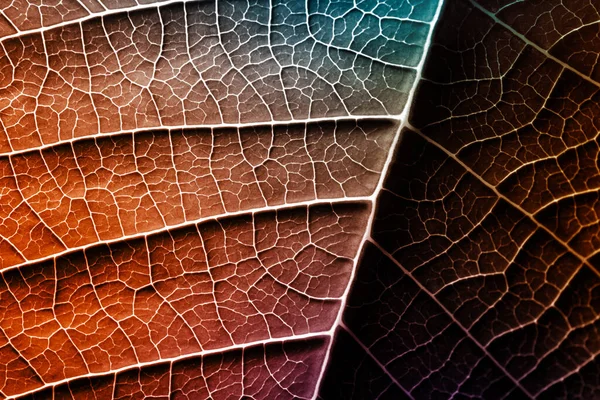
[470,0,600,90]
[1,196,371,275]
[302,8,427,69]
[6,331,330,400]
[2,115,400,159]
[267,0,294,121]
[0,10,19,35]
[0,0,188,43]
[311,1,446,398]
[6,159,69,251]
[213,0,275,122]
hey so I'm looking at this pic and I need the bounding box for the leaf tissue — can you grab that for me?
[0,0,597,399]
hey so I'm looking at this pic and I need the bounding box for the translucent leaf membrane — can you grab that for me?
[0,0,444,398]
[0,0,418,154]
[0,203,368,396]
[320,1,600,399]
[16,338,329,400]
[11,0,600,398]
[0,1,174,36]
[0,120,395,268]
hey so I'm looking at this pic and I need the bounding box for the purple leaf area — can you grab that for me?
[0,0,598,399]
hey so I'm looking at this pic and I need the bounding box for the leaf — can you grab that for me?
[0,0,435,398]
[319,1,600,399]
[1,0,597,399]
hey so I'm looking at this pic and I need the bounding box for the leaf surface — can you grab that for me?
[2,0,599,399]
[319,1,600,399]
[0,0,437,398]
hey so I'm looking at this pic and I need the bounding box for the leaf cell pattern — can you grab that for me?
[1,0,599,399]
[0,0,438,397]
[320,1,600,399]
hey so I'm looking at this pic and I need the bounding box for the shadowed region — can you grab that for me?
[319,1,600,398]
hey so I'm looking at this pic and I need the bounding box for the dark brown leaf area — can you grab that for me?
[320,1,600,399]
